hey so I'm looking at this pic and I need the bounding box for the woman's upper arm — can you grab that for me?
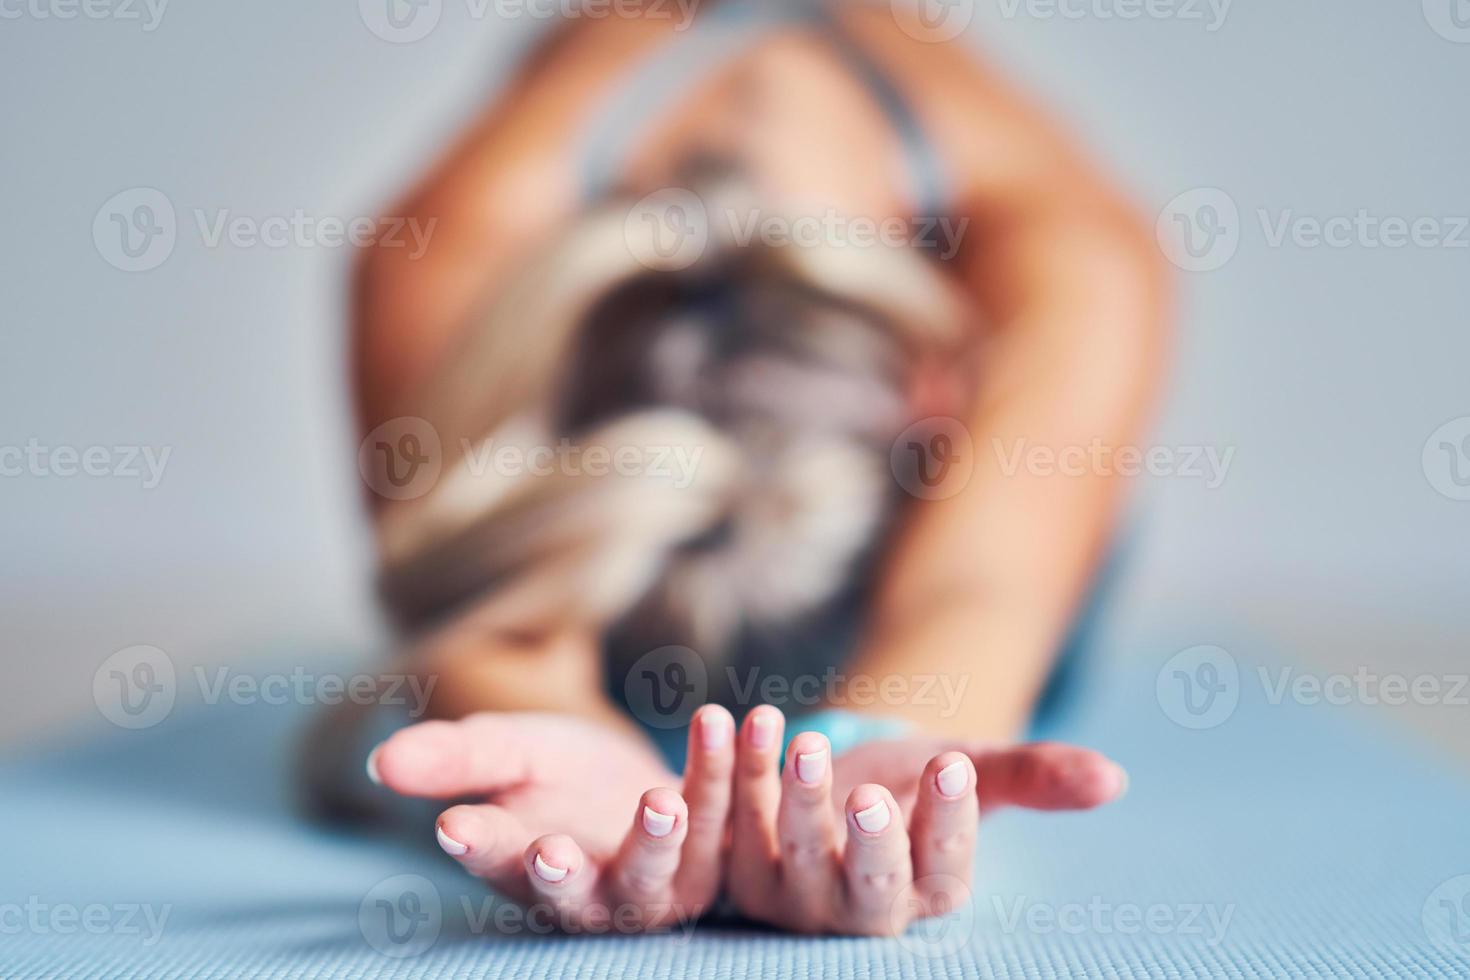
[859,17,1171,625]
[352,17,683,431]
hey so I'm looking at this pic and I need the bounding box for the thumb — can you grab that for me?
[972,742,1127,814]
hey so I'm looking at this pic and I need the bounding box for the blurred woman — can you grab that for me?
[338,0,1166,935]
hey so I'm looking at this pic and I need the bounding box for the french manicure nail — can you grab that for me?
[749,713,777,750]
[642,806,676,838]
[853,799,891,834]
[436,825,468,856]
[795,749,827,785]
[701,711,732,750]
[936,760,969,798]
[533,853,569,883]
[366,746,383,785]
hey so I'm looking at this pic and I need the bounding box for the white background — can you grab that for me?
[1,0,1467,755]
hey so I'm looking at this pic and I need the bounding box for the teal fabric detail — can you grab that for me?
[783,708,915,761]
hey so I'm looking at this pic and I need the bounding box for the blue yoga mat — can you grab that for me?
[4,644,1469,978]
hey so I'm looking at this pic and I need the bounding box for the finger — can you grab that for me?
[909,752,978,914]
[523,834,602,930]
[728,705,784,908]
[675,704,735,907]
[370,714,530,799]
[607,787,690,926]
[776,731,841,929]
[435,803,535,904]
[972,742,1127,813]
[840,784,912,935]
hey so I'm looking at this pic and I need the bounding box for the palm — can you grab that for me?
[472,713,675,856]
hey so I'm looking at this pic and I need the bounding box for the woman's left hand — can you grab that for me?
[722,705,1127,935]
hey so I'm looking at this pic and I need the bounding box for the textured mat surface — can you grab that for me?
[4,647,1470,979]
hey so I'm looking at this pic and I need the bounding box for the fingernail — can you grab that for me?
[436,825,468,856]
[748,712,777,750]
[366,746,383,785]
[1113,764,1130,800]
[533,853,569,883]
[795,749,827,785]
[853,799,891,834]
[642,805,676,838]
[700,711,732,751]
[936,760,969,798]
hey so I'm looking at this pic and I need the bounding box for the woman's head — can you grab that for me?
[376,187,973,660]
[552,251,916,655]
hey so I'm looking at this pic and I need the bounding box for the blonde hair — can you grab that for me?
[375,186,971,658]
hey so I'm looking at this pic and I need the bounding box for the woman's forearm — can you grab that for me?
[846,204,1168,742]
[844,594,1062,740]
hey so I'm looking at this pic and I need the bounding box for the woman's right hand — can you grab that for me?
[369,705,737,933]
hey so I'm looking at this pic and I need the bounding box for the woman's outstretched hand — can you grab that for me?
[369,706,739,932]
[721,705,1127,935]
[372,704,1126,936]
